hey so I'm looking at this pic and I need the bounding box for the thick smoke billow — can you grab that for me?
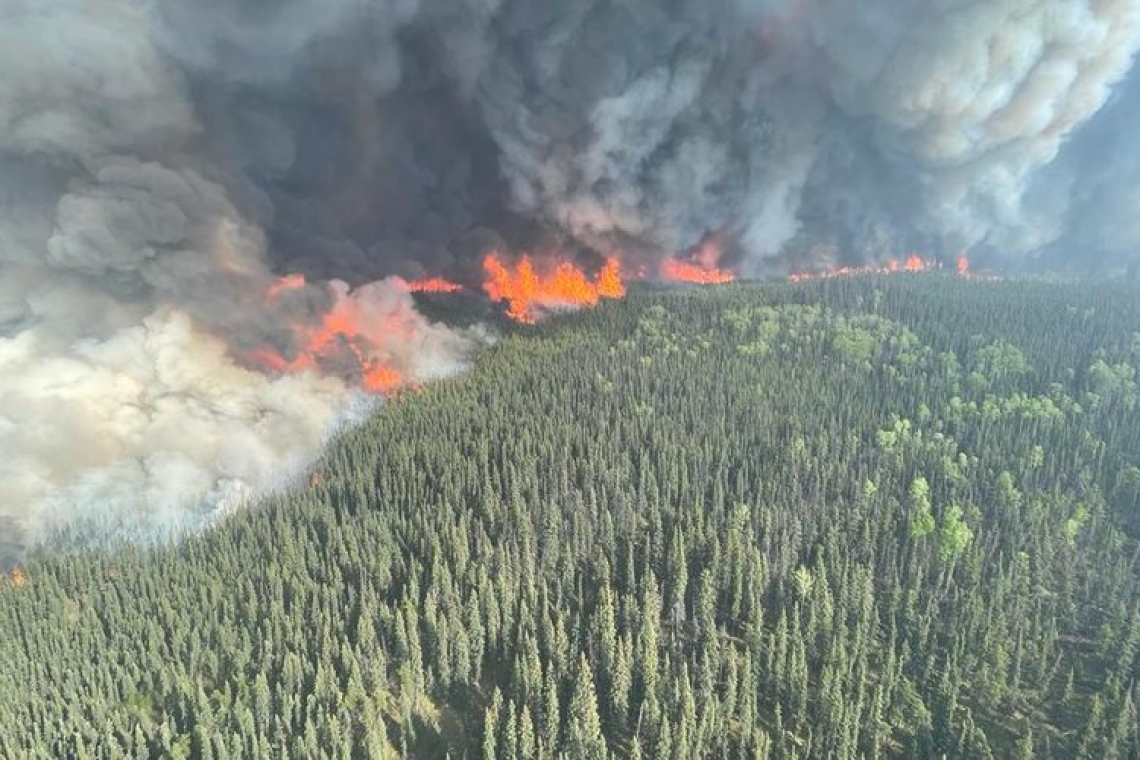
[2,0,1138,556]
[0,0,471,557]
[424,0,1140,270]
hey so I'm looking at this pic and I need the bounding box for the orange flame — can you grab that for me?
[596,258,626,299]
[789,254,947,282]
[247,276,406,394]
[660,238,736,284]
[404,277,464,294]
[957,255,970,275]
[482,253,625,323]
[659,259,736,285]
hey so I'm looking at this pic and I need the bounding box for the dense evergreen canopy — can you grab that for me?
[3,275,1140,758]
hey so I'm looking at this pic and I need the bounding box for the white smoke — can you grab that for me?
[0,0,471,557]
[811,0,1140,257]
[0,308,352,543]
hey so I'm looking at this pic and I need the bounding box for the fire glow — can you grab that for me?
[659,259,736,285]
[660,239,736,285]
[247,276,407,394]
[403,277,465,294]
[482,253,626,324]
[789,254,955,282]
[265,273,306,300]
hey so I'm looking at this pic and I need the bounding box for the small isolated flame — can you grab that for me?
[247,275,408,394]
[660,238,735,284]
[403,277,465,294]
[789,254,949,282]
[482,253,626,323]
[957,255,970,275]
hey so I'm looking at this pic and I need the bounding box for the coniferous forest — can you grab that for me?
[3,275,1140,759]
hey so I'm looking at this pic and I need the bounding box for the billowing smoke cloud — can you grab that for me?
[0,0,471,557]
[2,0,1138,556]
[802,0,1140,265]
[420,0,1140,270]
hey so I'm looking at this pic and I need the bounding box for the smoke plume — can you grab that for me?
[2,0,1139,555]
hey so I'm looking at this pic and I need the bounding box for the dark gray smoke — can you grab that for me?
[417,0,1140,271]
[2,0,1138,555]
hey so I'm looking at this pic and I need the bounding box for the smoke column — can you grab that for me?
[2,0,1138,556]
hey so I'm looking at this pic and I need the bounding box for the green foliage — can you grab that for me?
[970,340,1032,386]
[2,276,1140,758]
[1065,504,1091,545]
[937,505,973,562]
[1086,359,1138,410]
[909,476,936,539]
[566,656,606,759]
[791,565,815,599]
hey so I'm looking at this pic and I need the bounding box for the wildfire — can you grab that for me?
[247,276,407,394]
[789,254,950,282]
[403,277,464,294]
[4,566,28,588]
[660,238,736,284]
[596,258,626,299]
[482,253,626,323]
[659,259,736,285]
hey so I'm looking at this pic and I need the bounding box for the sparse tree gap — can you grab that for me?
[3,275,1140,758]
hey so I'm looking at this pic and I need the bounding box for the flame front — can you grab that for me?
[596,258,626,299]
[789,255,955,282]
[660,239,736,284]
[247,275,408,394]
[482,253,625,323]
[659,259,736,284]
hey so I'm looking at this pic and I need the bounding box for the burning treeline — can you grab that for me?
[231,249,732,388]
[478,243,740,324]
[788,254,976,282]
[234,245,980,394]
